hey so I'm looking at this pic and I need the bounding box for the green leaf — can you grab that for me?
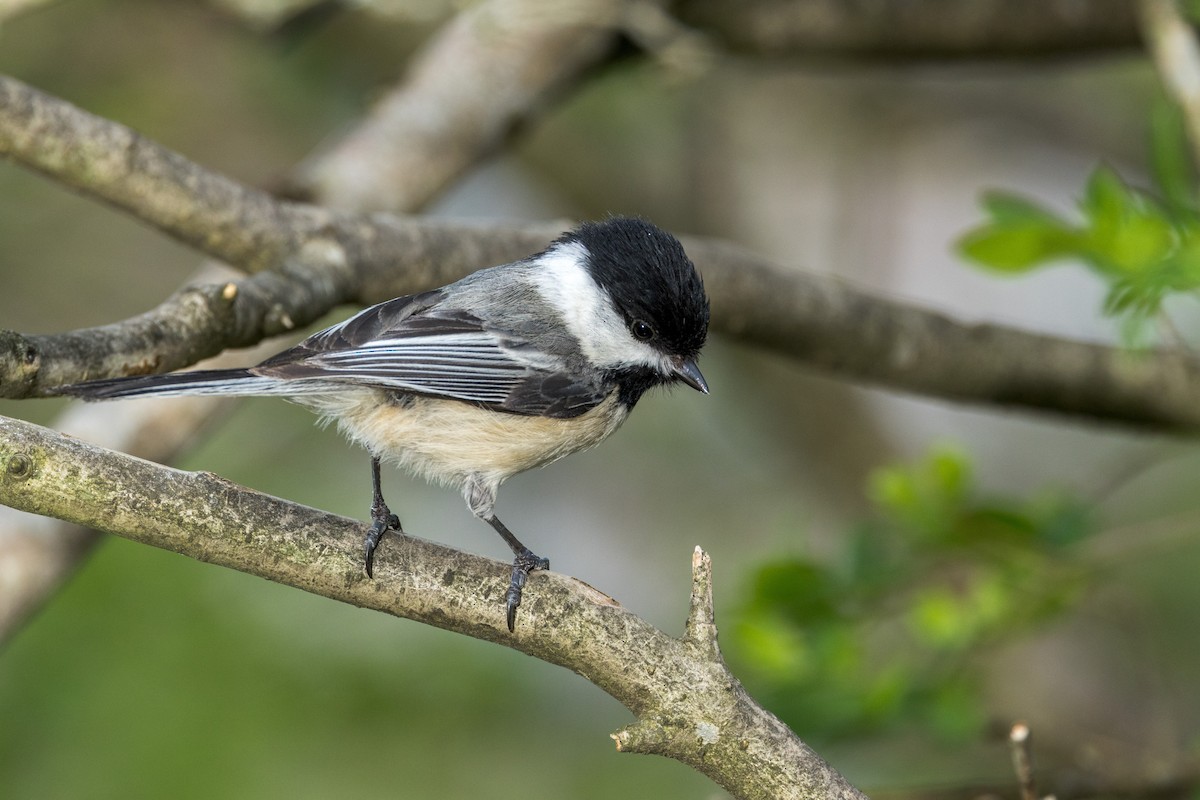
[980,191,1066,225]
[957,222,1076,272]
[1103,280,1165,317]
[731,444,1096,742]
[1073,166,1179,283]
[908,587,970,647]
[963,152,1200,343]
[750,560,841,623]
[928,448,970,500]
[868,447,974,546]
[959,191,1078,272]
[1081,165,1133,230]
[732,615,811,681]
[868,465,918,516]
[1085,206,1176,276]
[1171,233,1200,286]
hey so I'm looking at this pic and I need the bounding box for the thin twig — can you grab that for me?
[682,546,720,658]
[1009,722,1039,800]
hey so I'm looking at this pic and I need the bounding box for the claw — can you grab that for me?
[364,507,401,578]
[505,549,549,632]
[364,456,402,578]
[505,589,520,632]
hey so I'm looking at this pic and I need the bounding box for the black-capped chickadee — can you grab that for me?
[58,217,711,630]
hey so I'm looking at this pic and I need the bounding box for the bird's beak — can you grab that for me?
[672,357,709,394]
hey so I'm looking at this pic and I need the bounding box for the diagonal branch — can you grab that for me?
[0,262,349,396]
[0,412,867,800]
[4,73,1200,430]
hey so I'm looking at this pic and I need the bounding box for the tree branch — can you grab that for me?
[690,238,1200,430]
[0,412,866,800]
[4,73,1200,430]
[0,262,344,396]
[676,0,1140,58]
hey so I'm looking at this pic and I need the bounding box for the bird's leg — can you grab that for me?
[465,477,548,631]
[364,455,402,578]
[485,514,549,632]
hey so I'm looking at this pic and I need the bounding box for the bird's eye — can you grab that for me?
[631,320,655,341]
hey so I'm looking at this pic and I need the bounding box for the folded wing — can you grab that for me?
[254,292,605,418]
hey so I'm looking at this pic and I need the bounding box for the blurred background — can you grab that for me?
[2,1,1198,797]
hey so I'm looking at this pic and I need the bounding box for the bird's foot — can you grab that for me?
[363,501,402,578]
[506,549,549,632]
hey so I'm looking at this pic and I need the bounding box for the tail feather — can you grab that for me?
[56,368,292,400]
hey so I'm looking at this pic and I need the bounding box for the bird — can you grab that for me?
[57,216,711,631]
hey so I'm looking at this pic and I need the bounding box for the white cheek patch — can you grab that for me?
[532,242,667,371]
